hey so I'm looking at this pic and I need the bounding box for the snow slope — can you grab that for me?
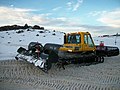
[0,29,119,60]
[0,29,64,60]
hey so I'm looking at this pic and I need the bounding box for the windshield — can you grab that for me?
[67,34,81,44]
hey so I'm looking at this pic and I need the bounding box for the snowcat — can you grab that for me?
[15,32,119,72]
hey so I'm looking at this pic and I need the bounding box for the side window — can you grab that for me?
[88,35,94,47]
[68,35,71,43]
[76,35,81,43]
[84,34,87,44]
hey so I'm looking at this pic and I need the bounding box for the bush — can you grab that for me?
[36,34,39,36]
[23,24,29,29]
[40,27,44,30]
[8,42,11,44]
[32,25,41,29]
[16,30,24,34]
[1,36,4,38]
[52,33,56,35]
[19,40,22,42]
[0,24,44,31]
[39,31,44,33]
[27,29,30,31]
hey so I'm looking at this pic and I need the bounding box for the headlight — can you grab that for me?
[68,49,72,52]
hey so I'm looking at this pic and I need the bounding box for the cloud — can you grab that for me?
[52,7,62,11]
[73,0,83,11]
[66,2,73,10]
[88,11,107,17]
[47,24,120,37]
[97,9,120,28]
[88,9,120,29]
[0,6,119,36]
[0,7,29,25]
[0,6,51,26]
[66,0,83,11]
[10,5,14,7]
[0,6,80,27]
[0,6,75,30]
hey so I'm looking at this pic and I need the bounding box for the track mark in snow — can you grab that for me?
[0,57,120,90]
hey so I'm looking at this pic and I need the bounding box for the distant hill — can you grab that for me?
[0,24,44,31]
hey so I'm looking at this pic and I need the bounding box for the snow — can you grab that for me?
[0,29,119,60]
[93,36,120,48]
[0,29,64,60]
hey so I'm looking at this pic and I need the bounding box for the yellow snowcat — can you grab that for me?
[15,32,119,72]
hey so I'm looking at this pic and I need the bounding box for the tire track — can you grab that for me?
[0,56,120,90]
[0,76,118,90]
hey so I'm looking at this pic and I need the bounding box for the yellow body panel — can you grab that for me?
[59,32,96,52]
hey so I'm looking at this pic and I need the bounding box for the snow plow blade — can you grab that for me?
[15,42,52,72]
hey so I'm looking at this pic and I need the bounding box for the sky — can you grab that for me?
[0,0,120,36]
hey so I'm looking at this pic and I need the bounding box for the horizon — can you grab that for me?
[0,24,120,37]
[0,0,120,36]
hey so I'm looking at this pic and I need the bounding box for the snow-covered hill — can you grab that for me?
[0,29,119,60]
[0,29,64,60]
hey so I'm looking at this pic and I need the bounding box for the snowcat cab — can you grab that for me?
[59,32,96,52]
[58,32,97,61]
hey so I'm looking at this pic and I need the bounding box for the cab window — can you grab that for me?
[84,34,94,47]
[84,34,87,44]
[88,35,94,47]
[68,34,81,44]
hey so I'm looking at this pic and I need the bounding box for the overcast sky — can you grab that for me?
[0,0,120,36]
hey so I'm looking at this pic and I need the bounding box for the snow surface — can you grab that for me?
[93,36,120,48]
[0,29,120,60]
[0,29,64,60]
